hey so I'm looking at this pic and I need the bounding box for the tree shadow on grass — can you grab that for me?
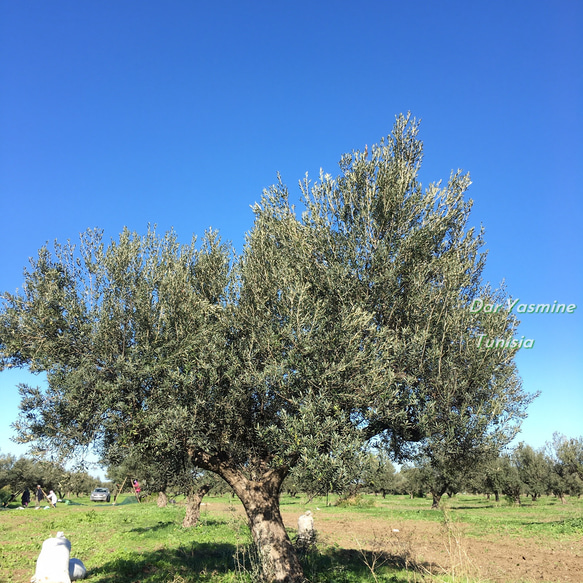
[128,520,176,534]
[446,504,496,510]
[90,542,238,583]
[196,516,230,527]
[299,546,436,583]
[128,517,230,535]
[84,541,437,583]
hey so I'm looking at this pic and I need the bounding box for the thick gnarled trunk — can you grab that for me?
[238,485,304,582]
[183,484,211,528]
[193,450,305,582]
[222,468,304,582]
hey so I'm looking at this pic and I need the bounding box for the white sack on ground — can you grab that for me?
[68,558,87,580]
[297,510,314,541]
[32,532,71,583]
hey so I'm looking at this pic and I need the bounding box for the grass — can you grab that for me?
[0,493,581,582]
[0,495,244,582]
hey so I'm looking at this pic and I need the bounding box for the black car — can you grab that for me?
[90,488,111,502]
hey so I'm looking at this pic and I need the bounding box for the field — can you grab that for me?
[1,493,582,583]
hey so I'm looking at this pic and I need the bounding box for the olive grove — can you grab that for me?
[0,115,532,582]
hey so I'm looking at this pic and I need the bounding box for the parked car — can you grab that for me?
[90,488,111,502]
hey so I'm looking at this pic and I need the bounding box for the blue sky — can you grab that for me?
[1,1,581,473]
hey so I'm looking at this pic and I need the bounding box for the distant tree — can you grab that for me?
[363,452,397,498]
[37,460,70,498]
[547,461,569,504]
[107,441,229,525]
[403,454,472,508]
[551,434,583,481]
[424,457,459,508]
[0,453,22,505]
[480,455,508,502]
[547,433,583,503]
[498,454,523,505]
[565,474,583,498]
[512,443,549,502]
[0,454,76,501]
[0,453,18,490]
[400,464,426,499]
[4,456,40,493]
[391,470,407,495]
[281,474,300,498]
[63,470,100,497]
[0,115,533,582]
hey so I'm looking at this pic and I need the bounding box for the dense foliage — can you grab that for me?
[0,115,533,581]
[0,452,102,502]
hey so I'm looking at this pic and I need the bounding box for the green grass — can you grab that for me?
[1,493,581,582]
[0,495,246,583]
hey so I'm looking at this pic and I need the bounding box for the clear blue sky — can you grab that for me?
[1,1,581,472]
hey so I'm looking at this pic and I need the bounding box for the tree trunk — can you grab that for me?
[431,491,442,509]
[157,490,168,508]
[193,451,305,582]
[183,484,211,528]
[235,480,305,582]
[494,491,500,502]
[210,465,302,582]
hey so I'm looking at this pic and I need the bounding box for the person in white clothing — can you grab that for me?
[47,490,58,507]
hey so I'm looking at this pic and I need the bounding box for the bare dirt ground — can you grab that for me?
[205,502,583,582]
[307,514,583,583]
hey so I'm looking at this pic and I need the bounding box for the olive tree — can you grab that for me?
[0,115,532,582]
[513,443,549,502]
[106,445,222,524]
[405,279,533,509]
[547,433,583,503]
[362,451,397,498]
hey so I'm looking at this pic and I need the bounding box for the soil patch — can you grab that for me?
[202,501,583,582]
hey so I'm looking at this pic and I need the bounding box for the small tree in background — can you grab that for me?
[0,453,99,501]
[481,454,509,502]
[400,464,427,499]
[64,470,100,497]
[547,433,583,503]
[499,454,524,505]
[362,451,397,498]
[512,443,549,502]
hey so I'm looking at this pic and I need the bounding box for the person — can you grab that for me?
[48,490,58,507]
[21,487,30,508]
[35,485,43,508]
[133,479,141,495]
